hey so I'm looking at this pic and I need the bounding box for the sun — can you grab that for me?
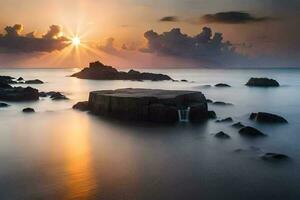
[72,36,81,46]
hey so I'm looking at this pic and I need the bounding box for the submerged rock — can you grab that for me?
[215,83,231,87]
[181,79,188,82]
[49,92,68,100]
[250,112,288,123]
[207,110,217,119]
[214,131,231,139]
[25,79,44,84]
[206,99,213,103]
[232,122,245,128]
[261,153,289,161]
[17,77,24,81]
[216,117,233,123]
[0,86,39,101]
[239,126,266,137]
[0,102,9,107]
[212,101,233,106]
[73,101,89,111]
[22,107,35,113]
[246,78,280,87]
[71,61,172,81]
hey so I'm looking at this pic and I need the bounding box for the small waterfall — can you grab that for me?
[178,107,190,122]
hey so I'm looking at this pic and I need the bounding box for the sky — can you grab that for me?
[0,0,299,68]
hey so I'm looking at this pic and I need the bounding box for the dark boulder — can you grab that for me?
[232,122,245,128]
[207,110,217,119]
[71,61,172,81]
[22,107,35,113]
[0,82,12,89]
[25,79,44,84]
[189,103,210,122]
[216,117,233,123]
[215,83,231,87]
[181,79,188,82]
[246,78,280,87]
[0,76,15,84]
[17,77,24,81]
[49,92,68,100]
[0,86,39,101]
[213,101,233,106]
[239,126,266,137]
[73,101,89,111]
[250,112,288,123]
[261,153,289,161]
[149,104,178,123]
[206,99,213,103]
[214,131,231,139]
[39,92,47,97]
[0,102,10,107]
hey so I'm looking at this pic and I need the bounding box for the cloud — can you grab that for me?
[159,16,179,22]
[201,11,273,24]
[141,27,249,67]
[0,24,69,53]
[98,37,121,55]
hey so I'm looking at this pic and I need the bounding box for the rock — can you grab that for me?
[261,153,289,161]
[0,86,39,101]
[246,77,280,87]
[25,79,44,84]
[216,117,233,123]
[214,131,231,139]
[39,92,47,97]
[88,88,209,123]
[232,122,245,128]
[212,101,233,106]
[73,101,89,111]
[17,77,24,81]
[22,107,35,113]
[181,79,188,82]
[0,102,9,107]
[0,82,12,89]
[215,83,231,87]
[239,126,266,137]
[71,61,173,81]
[249,112,288,123]
[0,75,15,84]
[206,99,213,103]
[207,110,217,119]
[49,92,68,100]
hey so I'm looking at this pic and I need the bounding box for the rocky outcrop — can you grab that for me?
[73,101,89,111]
[239,126,266,137]
[0,86,39,101]
[250,112,288,123]
[22,107,35,113]
[214,131,231,139]
[25,79,44,84]
[246,78,280,87]
[212,101,233,106]
[0,76,16,84]
[0,102,9,107]
[48,92,68,100]
[232,122,245,128]
[71,61,172,81]
[215,83,231,87]
[82,88,210,123]
[261,153,289,161]
[216,117,233,123]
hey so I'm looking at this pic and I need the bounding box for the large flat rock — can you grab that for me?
[88,88,209,123]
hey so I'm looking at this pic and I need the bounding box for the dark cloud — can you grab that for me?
[201,11,273,24]
[0,24,69,54]
[159,16,179,22]
[141,27,249,66]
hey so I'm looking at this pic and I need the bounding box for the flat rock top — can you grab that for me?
[91,88,200,99]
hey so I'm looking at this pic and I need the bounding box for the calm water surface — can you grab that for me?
[0,68,300,200]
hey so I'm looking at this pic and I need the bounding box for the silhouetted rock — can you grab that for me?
[39,92,47,97]
[0,102,9,107]
[215,83,231,87]
[207,110,217,119]
[213,101,233,106]
[246,78,280,87]
[0,75,16,84]
[22,107,35,113]
[239,126,266,137]
[17,77,24,81]
[232,122,245,128]
[0,86,39,101]
[71,61,172,81]
[214,131,231,139]
[49,92,68,100]
[206,99,213,103]
[88,88,209,123]
[25,79,44,84]
[216,117,233,123]
[250,112,288,123]
[261,153,289,161]
[0,82,12,89]
[181,79,188,82]
[73,101,89,111]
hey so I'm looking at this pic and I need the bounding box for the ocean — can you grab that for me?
[0,68,300,200]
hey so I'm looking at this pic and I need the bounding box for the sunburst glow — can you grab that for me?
[72,36,81,46]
